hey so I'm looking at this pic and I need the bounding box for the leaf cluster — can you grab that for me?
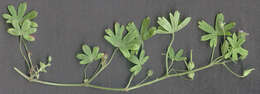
[168,47,187,62]
[223,32,248,62]
[157,11,191,34]
[199,13,235,47]
[128,49,149,76]
[2,2,38,41]
[76,44,104,65]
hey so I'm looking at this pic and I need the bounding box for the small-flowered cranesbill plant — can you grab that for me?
[5,2,254,92]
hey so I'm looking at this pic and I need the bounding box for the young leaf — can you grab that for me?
[147,70,153,77]
[127,49,149,76]
[3,2,29,23]
[198,13,235,48]
[157,10,191,34]
[225,32,248,62]
[38,61,51,73]
[76,44,104,65]
[221,40,230,56]
[168,47,187,62]
[104,22,141,58]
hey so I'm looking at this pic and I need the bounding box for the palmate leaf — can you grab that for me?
[224,32,248,62]
[104,22,141,58]
[168,47,187,62]
[128,49,149,76]
[198,13,235,48]
[76,44,104,65]
[2,2,38,42]
[7,19,37,41]
[157,10,191,34]
[140,17,157,40]
[2,2,38,25]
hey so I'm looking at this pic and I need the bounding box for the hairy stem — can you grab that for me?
[165,34,175,75]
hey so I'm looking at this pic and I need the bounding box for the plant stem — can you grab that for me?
[210,47,216,62]
[137,76,149,85]
[165,34,175,75]
[222,63,243,78]
[19,36,31,70]
[14,60,222,92]
[87,48,118,83]
[22,39,34,68]
[125,74,135,89]
[83,64,88,81]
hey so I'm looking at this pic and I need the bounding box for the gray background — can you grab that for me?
[0,0,259,94]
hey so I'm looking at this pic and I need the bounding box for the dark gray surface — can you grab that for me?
[0,0,259,94]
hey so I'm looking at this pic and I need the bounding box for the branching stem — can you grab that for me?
[14,59,223,92]
[19,36,31,71]
[87,48,118,83]
[165,34,175,75]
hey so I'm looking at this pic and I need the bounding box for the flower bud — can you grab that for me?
[243,68,255,77]
[147,70,153,77]
[48,56,52,62]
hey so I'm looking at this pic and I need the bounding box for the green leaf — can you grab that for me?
[23,34,35,41]
[76,44,104,65]
[198,20,215,33]
[24,10,38,20]
[225,33,248,62]
[221,40,229,56]
[76,54,87,60]
[18,2,27,17]
[177,17,191,31]
[8,5,17,16]
[3,2,39,41]
[2,14,11,19]
[7,28,21,36]
[82,45,91,55]
[170,11,179,30]
[168,47,186,62]
[198,13,233,48]
[215,13,224,32]
[38,61,51,75]
[176,49,184,57]
[104,22,141,58]
[157,10,191,34]
[168,47,175,60]
[141,17,156,40]
[242,68,255,77]
[157,17,172,32]
[130,65,142,76]
[127,49,149,76]
[224,22,236,32]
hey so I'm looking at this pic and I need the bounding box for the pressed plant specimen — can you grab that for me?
[3,2,255,92]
